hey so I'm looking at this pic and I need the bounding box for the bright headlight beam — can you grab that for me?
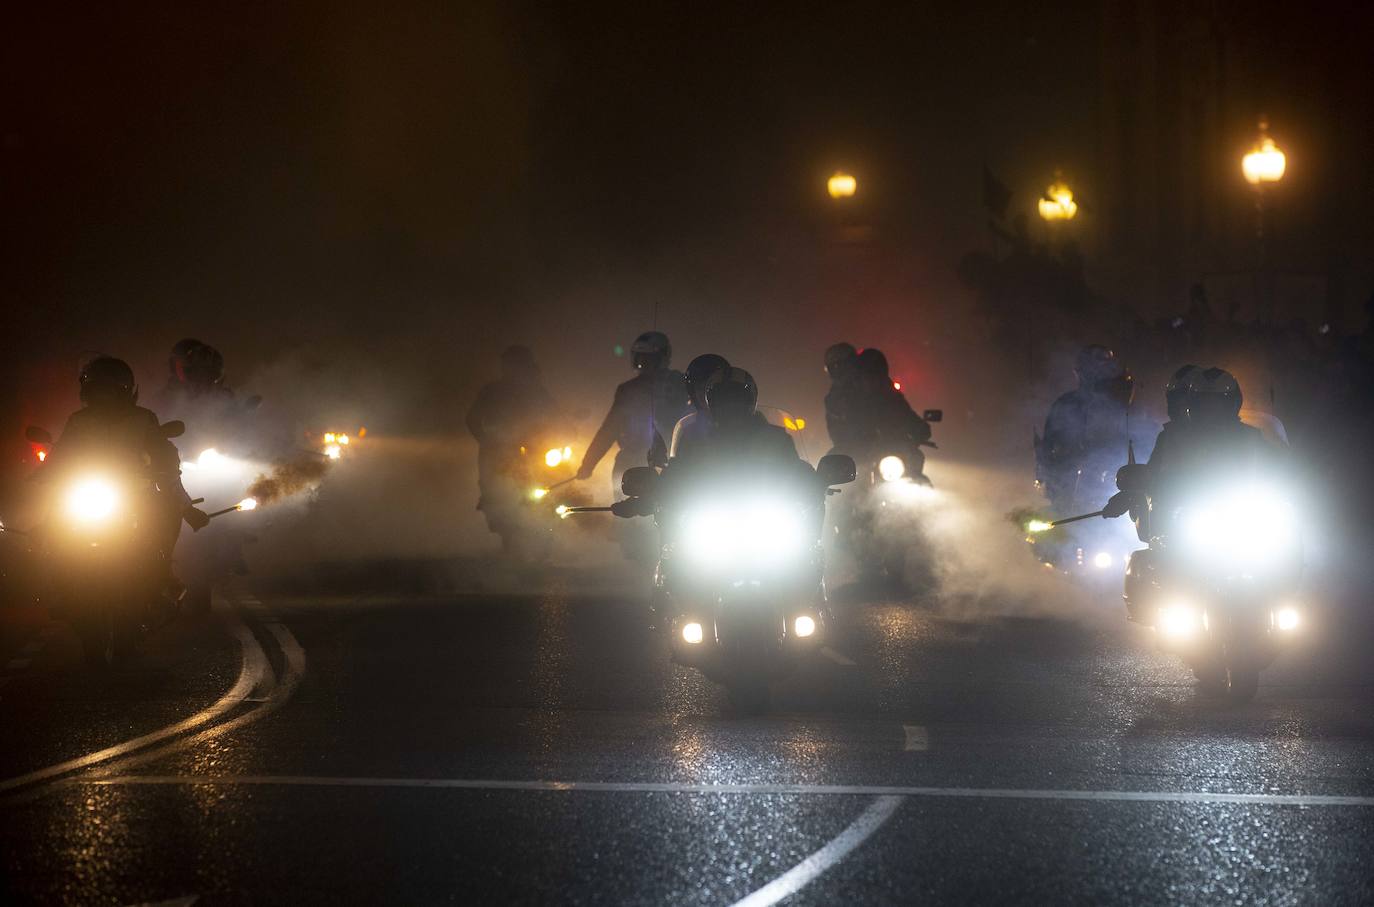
[66,478,119,523]
[1157,602,1199,639]
[1093,552,1113,569]
[544,448,563,467]
[1275,607,1301,632]
[878,456,906,482]
[682,622,704,644]
[794,615,816,638]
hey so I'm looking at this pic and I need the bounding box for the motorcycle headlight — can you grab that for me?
[66,478,120,524]
[681,498,809,569]
[877,456,906,482]
[1180,485,1297,564]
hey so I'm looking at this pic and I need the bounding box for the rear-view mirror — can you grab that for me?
[160,420,186,439]
[621,466,658,499]
[817,454,857,486]
[25,425,53,446]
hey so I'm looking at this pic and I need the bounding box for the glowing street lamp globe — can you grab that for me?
[827,171,857,199]
[1037,175,1078,221]
[1243,121,1286,185]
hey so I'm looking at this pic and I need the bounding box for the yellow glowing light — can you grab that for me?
[1243,135,1286,185]
[358,427,368,438]
[556,504,570,518]
[66,478,119,523]
[1027,520,1054,533]
[338,434,350,446]
[563,446,572,460]
[827,172,857,199]
[682,622,704,645]
[530,488,550,502]
[324,433,336,444]
[36,449,47,462]
[1038,176,1078,221]
[238,497,258,511]
[794,615,816,638]
[544,448,563,468]
[325,444,342,460]
[795,418,805,430]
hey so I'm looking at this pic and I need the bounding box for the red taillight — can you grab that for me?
[35,448,47,462]
[892,381,902,391]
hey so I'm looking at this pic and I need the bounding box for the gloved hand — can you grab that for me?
[184,506,211,531]
[1101,491,1139,519]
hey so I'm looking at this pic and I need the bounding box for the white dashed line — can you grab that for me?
[903,725,929,751]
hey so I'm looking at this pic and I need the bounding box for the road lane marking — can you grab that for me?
[732,795,903,907]
[819,647,856,666]
[87,606,307,778]
[0,598,267,795]
[903,725,929,751]
[72,776,1374,807]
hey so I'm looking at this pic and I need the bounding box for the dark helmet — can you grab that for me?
[705,367,758,426]
[685,354,730,409]
[1185,367,1243,424]
[856,348,890,381]
[824,342,858,379]
[1164,364,1202,422]
[1074,344,1123,387]
[169,338,203,376]
[630,331,671,370]
[79,355,137,406]
[170,338,224,387]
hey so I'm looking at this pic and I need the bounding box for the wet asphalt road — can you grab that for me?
[2,565,1373,906]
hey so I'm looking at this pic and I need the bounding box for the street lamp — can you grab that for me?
[827,171,857,199]
[1037,172,1078,221]
[1242,118,1286,185]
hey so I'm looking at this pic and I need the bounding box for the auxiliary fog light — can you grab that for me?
[1275,606,1301,632]
[1093,552,1114,569]
[1157,602,1200,639]
[877,456,906,482]
[794,615,816,638]
[682,622,704,645]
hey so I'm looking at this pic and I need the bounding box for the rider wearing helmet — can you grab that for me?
[165,339,233,401]
[823,343,867,454]
[577,330,689,496]
[670,368,803,469]
[669,353,730,459]
[1037,344,1140,515]
[43,356,210,584]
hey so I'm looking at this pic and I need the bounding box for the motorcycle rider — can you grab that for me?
[669,353,730,459]
[1105,367,1280,620]
[1037,344,1138,516]
[163,339,235,404]
[466,345,559,544]
[616,367,812,520]
[823,342,865,454]
[576,331,689,497]
[852,347,933,476]
[41,356,210,591]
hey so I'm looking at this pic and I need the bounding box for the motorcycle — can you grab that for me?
[833,409,942,583]
[602,453,856,710]
[1117,464,1305,704]
[481,430,585,560]
[24,421,191,667]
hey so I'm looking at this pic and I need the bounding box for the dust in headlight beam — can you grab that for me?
[247,456,331,506]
